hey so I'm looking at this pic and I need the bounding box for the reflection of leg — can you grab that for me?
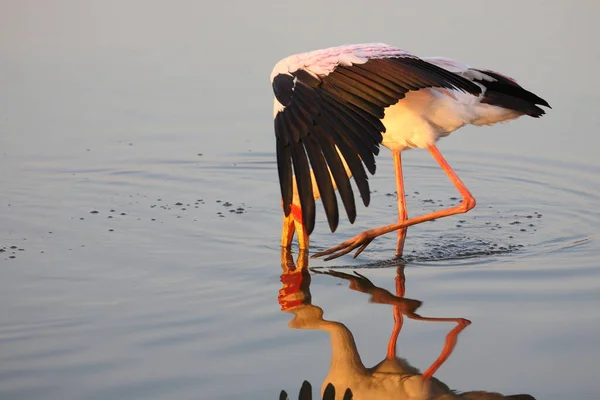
[280,247,295,273]
[279,248,310,310]
[393,151,408,257]
[280,247,309,273]
[396,265,406,298]
[386,265,407,359]
[281,204,309,250]
[422,318,471,379]
[404,311,471,379]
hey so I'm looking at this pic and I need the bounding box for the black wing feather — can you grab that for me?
[319,89,383,150]
[276,137,293,216]
[343,388,353,400]
[273,54,482,235]
[304,135,339,232]
[318,96,378,177]
[327,129,371,208]
[353,62,412,94]
[322,79,384,119]
[327,72,392,108]
[472,69,551,117]
[299,381,312,400]
[289,138,315,235]
[336,66,400,103]
[322,383,336,400]
[312,128,357,223]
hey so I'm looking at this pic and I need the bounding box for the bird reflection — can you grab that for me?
[278,248,535,400]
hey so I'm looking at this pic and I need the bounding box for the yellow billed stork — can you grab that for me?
[271,43,550,260]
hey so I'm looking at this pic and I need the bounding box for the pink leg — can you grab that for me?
[393,151,408,257]
[281,203,309,250]
[313,145,476,260]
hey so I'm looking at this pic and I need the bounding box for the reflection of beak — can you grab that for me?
[278,270,311,311]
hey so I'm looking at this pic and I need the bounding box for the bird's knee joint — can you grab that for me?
[290,204,303,223]
[460,197,476,212]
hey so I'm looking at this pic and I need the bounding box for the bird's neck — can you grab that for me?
[320,320,369,378]
[287,306,367,377]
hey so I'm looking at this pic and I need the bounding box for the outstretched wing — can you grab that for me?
[271,43,482,235]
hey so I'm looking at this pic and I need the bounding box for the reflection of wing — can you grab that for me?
[279,381,353,400]
[271,43,483,235]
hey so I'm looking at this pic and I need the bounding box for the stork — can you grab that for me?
[271,43,550,260]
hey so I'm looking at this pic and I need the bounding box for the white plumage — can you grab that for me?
[271,43,550,259]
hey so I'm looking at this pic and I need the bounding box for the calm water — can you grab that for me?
[1,2,600,399]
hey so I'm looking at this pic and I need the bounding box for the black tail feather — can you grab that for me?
[473,69,550,117]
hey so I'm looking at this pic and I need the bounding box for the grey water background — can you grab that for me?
[1,1,599,399]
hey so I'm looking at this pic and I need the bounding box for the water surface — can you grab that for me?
[1,2,600,399]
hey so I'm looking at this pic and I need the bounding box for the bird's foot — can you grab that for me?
[311,229,378,261]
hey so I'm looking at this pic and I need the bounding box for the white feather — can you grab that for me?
[270,43,413,82]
